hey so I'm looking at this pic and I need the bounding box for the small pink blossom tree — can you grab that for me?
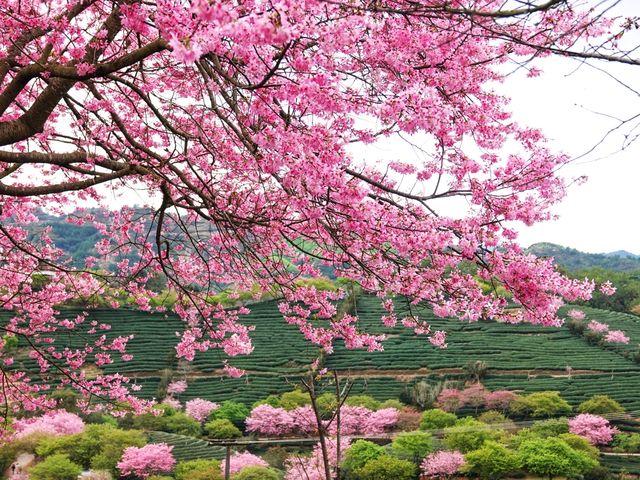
[185,398,219,423]
[222,452,269,477]
[605,330,630,344]
[568,414,618,445]
[13,410,85,439]
[422,450,466,477]
[117,443,176,478]
[436,389,465,412]
[587,321,609,334]
[485,391,519,412]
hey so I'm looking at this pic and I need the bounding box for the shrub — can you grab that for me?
[613,433,640,453]
[341,440,386,478]
[30,454,82,480]
[478,411,512,427]
[251,395,281,410]
[354,455,416,480]
[117,443,176,479]
[231,466,280,480]
[530,418,569,438]
[210,401,250,429]
[584,466,612,480]
[378,399,404,410]
[263,446,289,470]
[509,391,572,418]
[132,411,201,436]
[389,431,434,464]
[578,395,624,415]
[421,451,465,478]
[558,433,600,459]
[395,408,422,432]
[463,441,522,479]
[279,390,311,411]
[205,419,242,439]
[465,360,489,382]
[443,418,502,453]
[175,459,222,480]
[419,409,457,431]
[345,395,380,411]
[518,437,598,479]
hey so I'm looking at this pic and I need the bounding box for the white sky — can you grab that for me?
[503,2,640,255]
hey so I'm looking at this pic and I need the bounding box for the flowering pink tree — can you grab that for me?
[185,398,219,423]
[117,443,176,478]
[222,452,269,477]
[245,404,296,436]
[13,410,85,439]
[422,451,466,478]
[485,391,519,412]
[436,389,466,413]
[0,0,632,417]
[587,321,609,334]
[166,381,188,396]
[568,414,618,445]
[285,438,350,480]
[605,330,630,344]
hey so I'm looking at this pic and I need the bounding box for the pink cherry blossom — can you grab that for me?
[117,443,176,478]
[568,414,618,445]
[13,410,85,439]
[587,320,609,334]
[222,451,269,477]
[605,330,630,344]
[185,398,219,423]
[422,450,466,477]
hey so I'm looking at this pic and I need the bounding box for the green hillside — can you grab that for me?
[8,296,640,409]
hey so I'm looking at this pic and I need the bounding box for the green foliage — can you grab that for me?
[463,441,522,479]
[345,395,380,411]
[558,434,600,459]
[466,360,489,382]
[30,454,83,480]
[443,418,503,453]
[613,433,640,453]
[147,476,174,480]
[263,446,290,470]
[477,411,511,427]
[530,418,569,438]
[578,395,625,415]
[316,392,338,416]
[252,395,281,409]
[341,440,386,479]
[86,426,147,475]
[204,419,242,439]
[509,391,572,418]
[231,466,280,480]
[2,334,18,352]
[35,424,146,474]
[518,437,598,479]
[419,409,457,431]
[210,401,250,428]
[353,455,416,480]
[378,399,404,410]
[570,268,640,314]
[132,411,201,436]
[175,459,222,480]
[405,381,444,409]
[279,390,311,410]
[389,431,433,464]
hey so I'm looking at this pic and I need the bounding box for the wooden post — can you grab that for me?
[225,445,231,480]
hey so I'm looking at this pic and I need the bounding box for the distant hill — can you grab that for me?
[527,243,640,272]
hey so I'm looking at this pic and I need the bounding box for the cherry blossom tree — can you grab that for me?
[117,443,176,478]
[12,410,84,439]
[421,450,466,478]
[222,451,269,477]
[568,414,618,445]
[185,398,219,423]
[0,0,633,419]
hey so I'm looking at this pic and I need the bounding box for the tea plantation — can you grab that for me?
[7,295,640,408]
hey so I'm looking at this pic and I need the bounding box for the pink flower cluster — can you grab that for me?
[166,380,188,395]
[422,450,465,477]
[13,410,85,439]
[567,309,586,320]
[285,438,350,480]
[222,451,269,477]
[587,320,609,334]
[605,330,630,344]
[117,443,176,478]
[568,414,618,445]
[185,398,219,423]
[245,404,398,437]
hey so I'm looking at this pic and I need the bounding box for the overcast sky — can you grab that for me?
[504,2,640,255]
